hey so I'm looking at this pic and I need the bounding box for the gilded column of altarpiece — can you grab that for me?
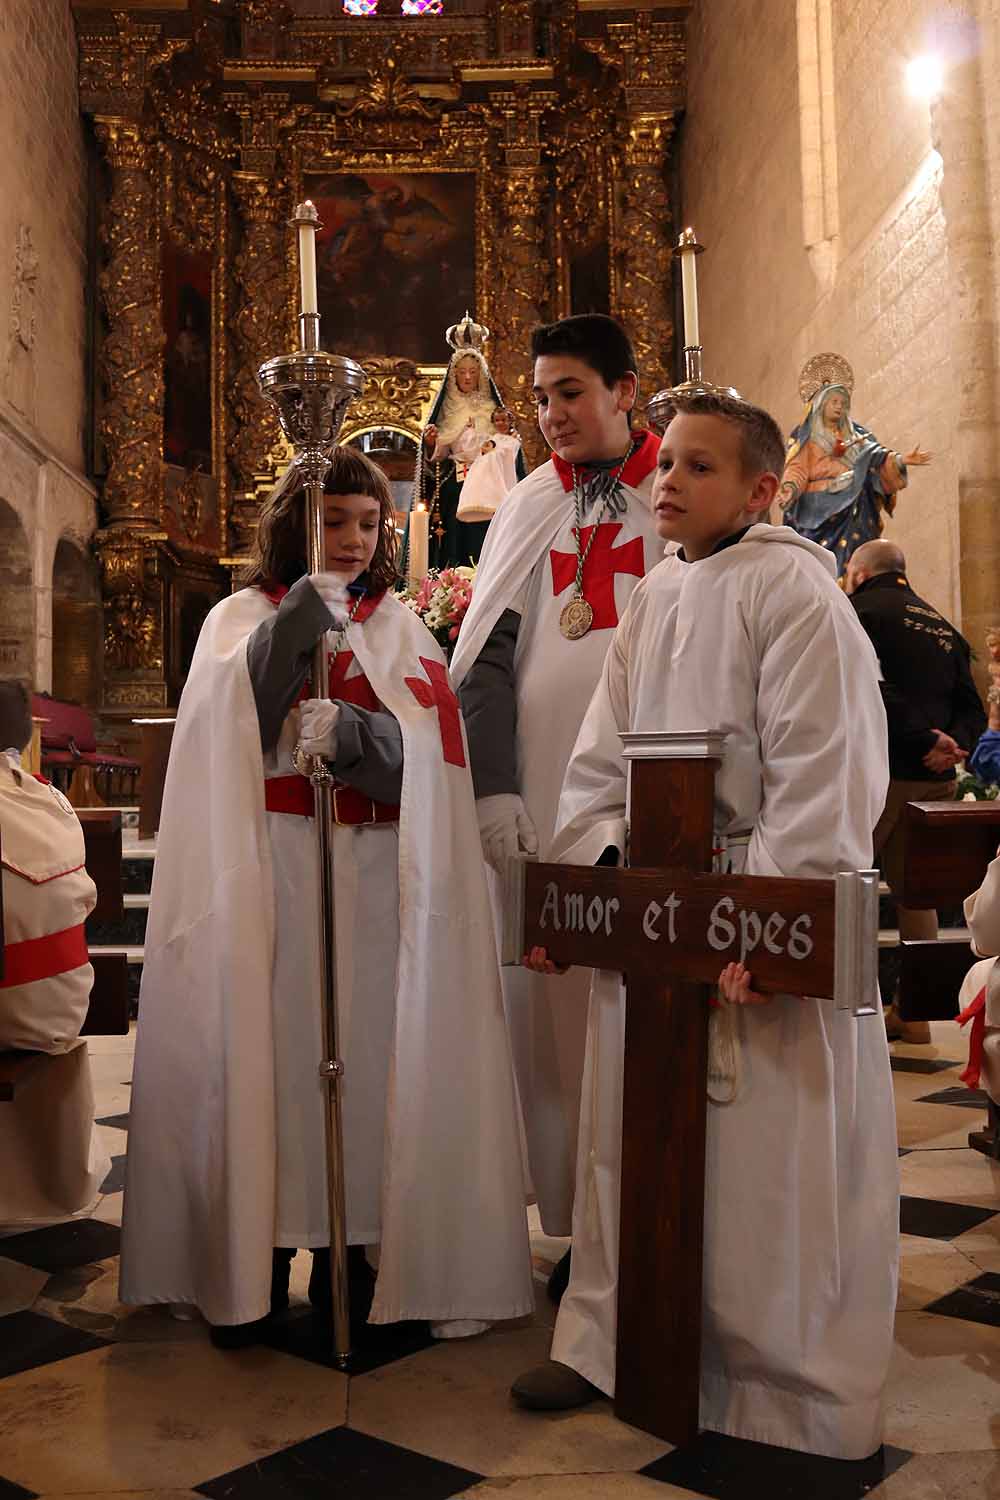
[73,0,687,718]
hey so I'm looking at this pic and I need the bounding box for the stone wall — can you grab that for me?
[0,0,96,692]
[681,0,1000,662]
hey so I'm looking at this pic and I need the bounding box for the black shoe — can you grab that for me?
[271,1248,294,1314]
[309,1245,377,1325]
[547,1248,572,1305]
[210,1316,272,1350]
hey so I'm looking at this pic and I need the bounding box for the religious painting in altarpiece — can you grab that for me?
[162,244,214,474]
[305,171,477,364]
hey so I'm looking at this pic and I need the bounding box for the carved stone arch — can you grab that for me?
[0,498,35,685]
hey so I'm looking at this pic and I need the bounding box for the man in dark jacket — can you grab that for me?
[846,539,987,1039]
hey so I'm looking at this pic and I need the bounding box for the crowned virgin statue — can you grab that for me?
[779,353,931,578]
[409,312,525,571]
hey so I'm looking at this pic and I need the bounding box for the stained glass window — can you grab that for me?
[400,0,444,11]
[342,0,378,12]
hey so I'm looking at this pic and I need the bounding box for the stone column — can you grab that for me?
[584,15,685,406]
[227,170,292,559]
[931,54,1000,669]
[93,118,167,711]
[492,88,556,471]
[616,113,675,403]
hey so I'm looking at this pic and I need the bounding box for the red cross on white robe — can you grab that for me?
[328,649,381,713]
[404,656,466,768]
[549,522,645,630]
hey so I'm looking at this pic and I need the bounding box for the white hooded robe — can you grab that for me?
[120,586,533,1328]
[451,433,662,1235]
[548,524,899,1460]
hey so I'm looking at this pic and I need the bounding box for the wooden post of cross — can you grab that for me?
[502,730,880,1447]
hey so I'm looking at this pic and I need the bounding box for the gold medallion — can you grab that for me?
[560,596,594,640]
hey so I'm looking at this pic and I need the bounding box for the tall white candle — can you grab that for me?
[680,239,700,349]
[409,504,429,589]
[294,200,319,317]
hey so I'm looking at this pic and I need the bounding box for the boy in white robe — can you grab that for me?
[451,315,662,1267]
[120,449,532,1344]
[512,392,899,1462]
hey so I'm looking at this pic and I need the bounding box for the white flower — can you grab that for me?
[963,792,978,802]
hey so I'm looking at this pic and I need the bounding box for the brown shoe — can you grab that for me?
[511,1360,602,1411]
[884,1004,931,1044]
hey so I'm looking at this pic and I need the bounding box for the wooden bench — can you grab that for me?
[899,799,1000,1158]
[0,810,130,1102]
[32,692,139,806]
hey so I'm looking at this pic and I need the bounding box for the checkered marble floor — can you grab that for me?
[2,1025,1000,1500]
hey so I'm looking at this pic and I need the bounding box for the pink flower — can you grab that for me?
[449,625,460,641]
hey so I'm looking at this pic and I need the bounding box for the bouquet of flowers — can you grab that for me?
[401,565,475,655]
[955,765,1000,802]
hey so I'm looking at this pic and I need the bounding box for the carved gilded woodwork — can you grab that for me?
[73,0,687,711]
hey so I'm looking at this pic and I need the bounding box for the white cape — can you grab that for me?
[452,445,661,1234]
[120,585,533,1327]
[550,524,899,1460]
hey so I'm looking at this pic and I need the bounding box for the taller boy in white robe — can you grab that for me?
[539,522,899,1458]
[451,314,662,1238]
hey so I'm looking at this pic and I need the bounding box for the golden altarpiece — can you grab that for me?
[72,0,687,723]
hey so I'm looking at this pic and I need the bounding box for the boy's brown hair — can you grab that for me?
[661,391,786,480]
[0,679,32,752]
[242,447,399,593]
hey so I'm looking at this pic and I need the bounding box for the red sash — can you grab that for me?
[1,923,89,989]
[264,775,398,826]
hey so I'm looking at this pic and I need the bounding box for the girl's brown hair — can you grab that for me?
[241,446,399,594]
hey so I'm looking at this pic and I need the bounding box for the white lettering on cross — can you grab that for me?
[540,882,561,933]
[787,914,814,959]
[707,896,736,951]
[565,892,585,930]
[738,909,762,964]
[763,912,785,953]
[643,899,662,942]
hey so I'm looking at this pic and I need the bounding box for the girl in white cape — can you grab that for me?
[120,448,532,1344]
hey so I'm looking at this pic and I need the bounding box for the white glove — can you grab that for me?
[310,572,350,626]
[299,698,341,759]
[476,793,539,874]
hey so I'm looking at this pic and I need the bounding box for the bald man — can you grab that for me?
[845,541,986,1040]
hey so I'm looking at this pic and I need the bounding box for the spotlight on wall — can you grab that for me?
[906,54,945,100]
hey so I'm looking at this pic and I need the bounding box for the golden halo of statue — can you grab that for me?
[798,352,855,405]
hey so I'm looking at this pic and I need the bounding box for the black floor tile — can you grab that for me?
[900,1196,998,1240]
[262,1306,436,1376]
[641,1431,912,1499]
[890,1056,961,1074]
[925,1272,1000,1328]
[0,1478,37,1499]
[0,1310,109,1380]
[99,1155,126,1194]
[195,1424,482,1500]
[95,1112,130,1130]
[0,1220,121,1273]
[916,1086,989,1109]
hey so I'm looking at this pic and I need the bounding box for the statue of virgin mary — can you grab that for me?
[779,352,931,579]
[408,312,525,572]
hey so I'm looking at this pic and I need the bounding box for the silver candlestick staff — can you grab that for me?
[646,227,740,433]
[257,199,365,1367]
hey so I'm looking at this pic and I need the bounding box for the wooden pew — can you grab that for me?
[0,808,130,1103]
[899,799,1000,1158]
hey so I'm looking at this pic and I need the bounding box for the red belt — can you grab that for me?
[264,775,399,827]
[1,923,90,989]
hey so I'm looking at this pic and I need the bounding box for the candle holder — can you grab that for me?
[646,229,741,433]
[255,205,366,1373]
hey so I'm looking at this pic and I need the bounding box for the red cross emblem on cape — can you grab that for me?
[549,522,645,630]
[404,656,466,768]
[328,650,380,713]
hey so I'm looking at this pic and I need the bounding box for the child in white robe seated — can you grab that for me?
[0,679,109,1224]
[455,408,522,524]
[512,391,898,1462]
[120,448,532,1345]
[957,846,1000,1138]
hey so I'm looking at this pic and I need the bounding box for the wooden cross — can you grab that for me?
[502,731,879,1448]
